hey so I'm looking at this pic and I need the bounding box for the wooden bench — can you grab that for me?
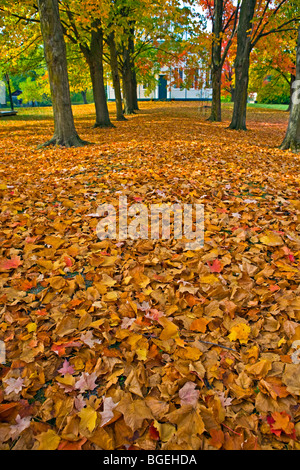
[0,110,18,117]
[199,100,211,113]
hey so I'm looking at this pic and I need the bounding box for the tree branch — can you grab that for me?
[252,17,300,48]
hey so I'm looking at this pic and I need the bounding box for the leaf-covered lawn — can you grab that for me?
[0,102,299,450]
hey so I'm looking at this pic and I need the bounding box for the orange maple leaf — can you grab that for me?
[0,256,22,271]
[267,412,296,439]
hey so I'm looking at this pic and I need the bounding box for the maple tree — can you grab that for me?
[118,3,139,115]
[66,48,93,104]
[221,53,236,101]
[58,0,114,128]
[108,0,195,114]
[229,0,256,130]
[199,0,240,122]
[107,30,127,121]
[248,29,296,107]
[280,22,300,152]
[37,0,87,147]
[0,2,43,109]
[229,0,300,130]
[0,0,120,127]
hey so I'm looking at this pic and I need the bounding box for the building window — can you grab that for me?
[193,69,199,89]
[173,68,184,89]
[205,69,212,88]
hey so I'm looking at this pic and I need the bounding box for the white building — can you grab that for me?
[0,81,6,106]
[106,67,212,102]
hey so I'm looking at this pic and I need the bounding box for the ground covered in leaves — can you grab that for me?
[0,102,300,450]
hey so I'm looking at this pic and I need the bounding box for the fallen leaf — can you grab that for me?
[178,381,200,407]
[36,429,61,450]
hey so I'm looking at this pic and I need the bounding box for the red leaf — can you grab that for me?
[58,438,87,450]
[149,422,160,440]
[0,256,22,271]
[0,403,20,422]
[208,259,223,273]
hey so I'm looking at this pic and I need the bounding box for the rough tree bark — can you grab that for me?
[121,25,138,115]
[132,67,139,111]
[81,25,113,128]
[108,31,126,121]
[280,24,300,152]
[122,43,135,115]
[128,24,139,111]
[287,74,296,112]
[5,74,14,112]
[229,0,256,130]
[207,0,240,122]
[208,0,223,122]
[81,90,88,104]
[37,0,87,147]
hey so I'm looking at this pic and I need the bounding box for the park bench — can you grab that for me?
[0,110,18,117]
[199,99,212,114]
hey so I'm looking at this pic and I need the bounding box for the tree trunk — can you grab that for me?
[230,87,235,102]
[132,67,139,111]
[122,44,135,115]
[121,25,138,115]
[82,27,113,128]
[229,0,256,131]
[128,25,138,111]
[280,25,300,152]
[108,32,126,121]
[208,0,223,122]
[209,66,222,121]
[81,89,88,104]
[287,74,296,112]
[37,0,87,147]
[5,74,14,111]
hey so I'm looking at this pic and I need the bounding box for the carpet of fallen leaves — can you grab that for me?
[0,101,300,450]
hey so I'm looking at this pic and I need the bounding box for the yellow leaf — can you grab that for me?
[153,420,175,442]
[72,357,85,371]
[55,316,78,337]
[200,274,219,284]
[37,259,53,270]
[127,333,143,349]
[103,291,119,301]
[48,276,66,290]
[175,346,202,361]
[26,322,37,333]
[228,323,251,344]
[167,405,205,438]
[78,405,98,433]
[136,348,148,361]
[159,317,178,341]
[109,312,120,326]
[175,337,185,347]
[133,272,150,288]
[44,235,64,249]
[246,359,272,379]
[101,273,116,287]
[89,426,114,450]
[259,232,283,246]
[61,199,74,208]
[36,429,61,450]
[100,256,118,267]
[143,287,153,295]
[56,373,75,388]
